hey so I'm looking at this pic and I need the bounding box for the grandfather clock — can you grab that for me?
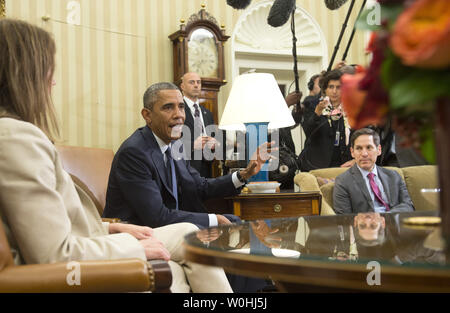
[169,5,229,125]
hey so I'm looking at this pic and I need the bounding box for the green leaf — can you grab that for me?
[381,50,410,90]
[420,125,436,164]
[380,5,404,28]
[389,70,450,110]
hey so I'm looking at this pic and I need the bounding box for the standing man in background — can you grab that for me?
[180,72,220,178]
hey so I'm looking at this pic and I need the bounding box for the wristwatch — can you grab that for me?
[236,170,248,184]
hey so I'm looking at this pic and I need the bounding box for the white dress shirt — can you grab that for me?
[184,96,206,136]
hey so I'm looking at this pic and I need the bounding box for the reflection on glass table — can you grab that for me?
[421,188,441,209]
[184,211,450,292]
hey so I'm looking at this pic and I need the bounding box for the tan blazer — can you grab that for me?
[0,118,145,265]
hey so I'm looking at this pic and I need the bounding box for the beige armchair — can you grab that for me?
[294,165,438,215]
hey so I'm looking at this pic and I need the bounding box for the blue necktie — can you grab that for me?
[165,146,178,210]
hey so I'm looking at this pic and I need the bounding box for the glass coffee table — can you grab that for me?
[184,211,450,292]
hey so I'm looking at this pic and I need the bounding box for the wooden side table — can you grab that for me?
[226,191,321,220]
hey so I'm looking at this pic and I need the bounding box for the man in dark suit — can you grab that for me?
[333,128,415,214]
[180,72,219,178]
[104,82,274,292]
[103,82,272,230]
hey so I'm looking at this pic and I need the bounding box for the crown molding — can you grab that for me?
[234,2,321,52]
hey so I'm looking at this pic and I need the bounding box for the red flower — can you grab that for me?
[390,0,450,69]
[341,31,390,129]
[341,72,389,130]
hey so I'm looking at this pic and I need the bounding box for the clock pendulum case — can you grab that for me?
[169,5,229,126]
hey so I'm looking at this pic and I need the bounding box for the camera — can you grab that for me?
[320,96,332,110]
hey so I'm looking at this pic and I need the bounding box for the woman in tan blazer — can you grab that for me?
[0,18,231,293]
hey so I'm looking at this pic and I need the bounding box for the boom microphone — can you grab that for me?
[342,0,367,61]
[267,0,296,27]
[324,0,349,10]
[226,0,252,10]
[327,0,356,71]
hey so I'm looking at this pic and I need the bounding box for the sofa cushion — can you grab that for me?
[402,165,438,211]
[384,166,405,181]
[320,182,335,213]
[310,167,347,179]
[294,172,321,192]
[317,177,335,187]
[293,172,335,215]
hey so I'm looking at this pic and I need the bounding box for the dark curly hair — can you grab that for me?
[319,69,342,95]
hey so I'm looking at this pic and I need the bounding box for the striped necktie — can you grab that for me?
[165,146,178,210]
[193,103,204,136]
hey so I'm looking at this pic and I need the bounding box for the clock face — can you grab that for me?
[188,28,219,78]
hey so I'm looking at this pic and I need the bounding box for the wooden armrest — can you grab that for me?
[0,258,167,293]
[148,259,172,293]
[102,218,122,223]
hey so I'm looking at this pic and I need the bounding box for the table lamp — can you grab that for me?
[219,73,295,182]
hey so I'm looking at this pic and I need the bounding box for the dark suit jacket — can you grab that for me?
[298,109,351,171]
[333,165,415,214]
[183,101,216,178]
[277,95,320,164]
[301,94,320,123]
[103,126,240,228]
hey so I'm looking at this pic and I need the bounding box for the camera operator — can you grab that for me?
[298,69,354,172]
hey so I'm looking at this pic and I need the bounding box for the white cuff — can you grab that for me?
[232,171,245,188]
[208,214,218,227]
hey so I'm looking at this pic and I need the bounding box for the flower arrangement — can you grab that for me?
[341,0,450,163]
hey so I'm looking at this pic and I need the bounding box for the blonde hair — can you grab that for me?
[0,18,59,141]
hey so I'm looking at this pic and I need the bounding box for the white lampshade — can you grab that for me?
[219,73,295,131]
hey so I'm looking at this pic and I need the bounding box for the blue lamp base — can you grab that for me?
[245,122,269,182]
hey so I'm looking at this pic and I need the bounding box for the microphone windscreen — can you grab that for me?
[267,0,296,28]
[226,0,252,10]
[324,0,349,10]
